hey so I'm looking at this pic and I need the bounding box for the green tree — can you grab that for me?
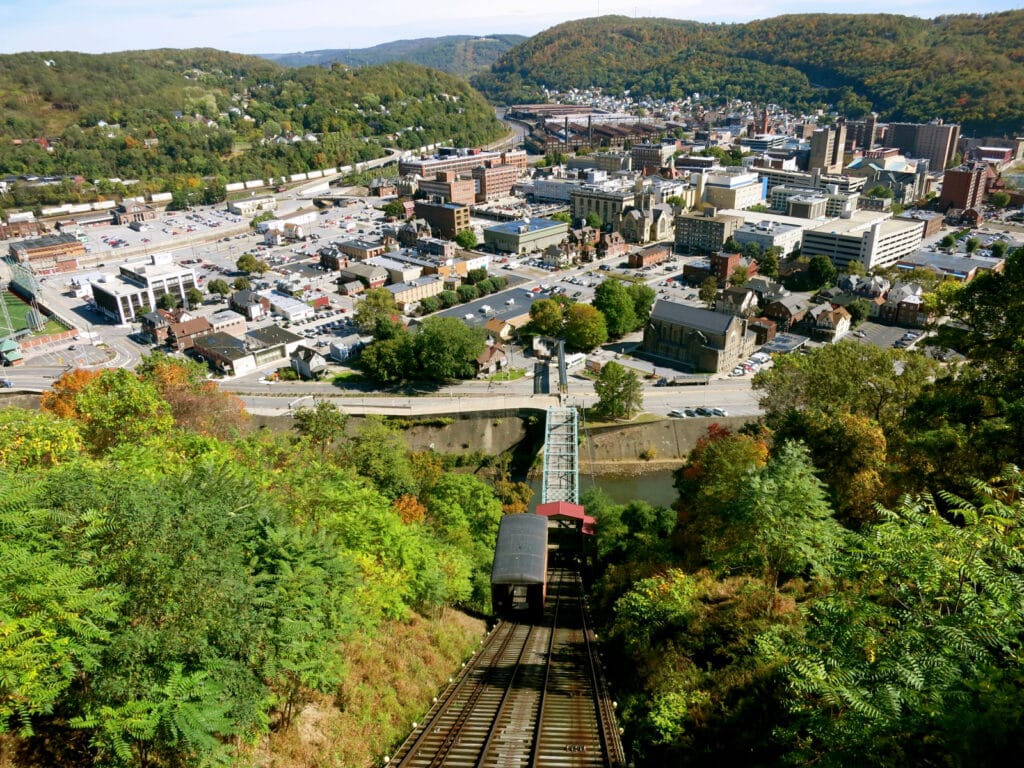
[807,254,838,287]
[594,360,643,420]
[382,199,406,218]
[359,329,414,384]
[414,316,486,381]
[529,298,565,337]
[771,469,1024,767]
[564,303,608,351]
[0,479,121,736]
[593,279,638,338]
[207,278,231,297]
[438,290,459,308]
[756,247,780,279]
[156,292,179,310]
[237,252,269,275]
[418,295,441,314]
[347,415,418,499]
[454,228,478,250]
[939,233,956,248]
[714,441,843,612]
[627,282,657,326]
[585,211,604,229]
[990,240,1008,259]
[846,298,872,325]
[466,267,488,285]
[988,190,1010,208]
[185,286,204,309]
[966,236,981,253]
[294,400,348,456]
[728,264,749,286]
[699,276,719,308]
[456,284,479,303]
[354,287,399,334]
[232,276,251,291]
[74,369,174,453]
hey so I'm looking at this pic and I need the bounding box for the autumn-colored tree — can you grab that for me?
[392,494,427,524]
[40,368,101,419]
[136,352,248,439]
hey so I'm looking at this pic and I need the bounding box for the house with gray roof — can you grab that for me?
[642,299,757,374]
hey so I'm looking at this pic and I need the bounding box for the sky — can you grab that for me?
[1,0,1022,55]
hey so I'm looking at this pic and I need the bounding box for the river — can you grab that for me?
[527,466,679,510]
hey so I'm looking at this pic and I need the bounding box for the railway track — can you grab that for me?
[391,568,625,768]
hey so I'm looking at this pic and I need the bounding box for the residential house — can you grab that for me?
[805,303,852,342]
[880,282,929,327]
[763,296,810,332]
[168,316,212,352]
[476,344,508,378]
[229,289,268,320]
[290,346,328,380]
[715,286,759,317]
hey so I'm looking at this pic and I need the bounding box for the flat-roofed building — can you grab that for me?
[227,195,277,216]
[569,178,639,229]
[339,262,388,289]
[386,275,446,310]
[674,208,743,254]
[208,309,248,337]
[732,219,804,257]
[413,200,471,240]
[483,218,569,255]
[336,239,386,261]
[769,184,859,218]
[417,171,477,205]
[472,164,520,202]
[9,233,86,274]
[801,211,923,271]
[90,254,197,323]
[366,256,423,284]
[702,168,766,210]
[399,148,525,177]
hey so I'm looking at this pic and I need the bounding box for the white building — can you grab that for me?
[732,219,805,257]
[801,211,924,271]
[228,195,278,216]
[702,167,766,211]
[260,290,314,323]
[90,253,197,324]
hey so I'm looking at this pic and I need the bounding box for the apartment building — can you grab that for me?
[809,124,847,174]
[888,121,960,171]
[674,208,743,254]
[702,168,766,210]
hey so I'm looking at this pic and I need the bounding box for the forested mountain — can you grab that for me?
[473,12,1024,133]
[262,34,527,78]
[0,49,504,202]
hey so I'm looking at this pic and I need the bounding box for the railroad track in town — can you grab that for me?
[390,568,625,767]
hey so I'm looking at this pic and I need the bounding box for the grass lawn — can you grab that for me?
[1,291,66,337]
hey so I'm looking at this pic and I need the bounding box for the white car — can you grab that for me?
[729,367,745,377]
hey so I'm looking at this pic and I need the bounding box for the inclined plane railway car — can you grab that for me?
[490,503,597,619]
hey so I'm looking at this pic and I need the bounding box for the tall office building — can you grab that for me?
[888,121,960,171]
[809,124,847,174]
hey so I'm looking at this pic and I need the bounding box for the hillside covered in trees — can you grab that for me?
[473,11,1024,134]
[261,35,527,78]
[4,247,1024,765]
[0,354,531,765]
[0,48,504,200]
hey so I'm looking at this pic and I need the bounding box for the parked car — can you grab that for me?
[695,407,714,417]
[0,379,13,388]
[668,409,688,418]
[711,407,729,417]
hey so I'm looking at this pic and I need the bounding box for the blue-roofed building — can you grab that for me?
[483,218,569,255]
